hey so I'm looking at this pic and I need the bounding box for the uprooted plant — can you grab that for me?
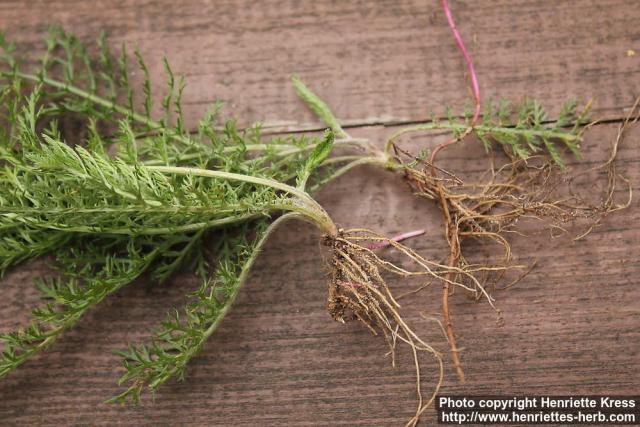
[0,26,472,424]
[281,4,634,387]
[0,2,634,425]
[291,21,635,384]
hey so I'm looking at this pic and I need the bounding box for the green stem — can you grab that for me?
[0,243,165,379]
[145,165,337,235]
[13,71,190,141]
[14,212,262,235]
[314,156,392,190]
[141,144,298,166]
[12,71,297,154]
[10,71,368,161]
[141,138,366,166]
[176,214,297,371]
[383,121,580,156]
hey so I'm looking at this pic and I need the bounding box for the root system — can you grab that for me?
[387,97,637,384]
[323,228,517,425]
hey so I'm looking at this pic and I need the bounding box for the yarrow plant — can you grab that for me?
[0,1,634,425]
[0,25,456,423]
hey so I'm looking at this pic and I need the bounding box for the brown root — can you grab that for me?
[318,100,635,424]
[387,100,636,385]
[324,229,443,426]
[322,228,512,425]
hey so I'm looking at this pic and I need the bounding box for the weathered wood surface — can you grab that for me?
[0,1,639,426]
[1,0,638,131]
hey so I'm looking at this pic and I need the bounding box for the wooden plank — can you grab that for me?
[0,122,637,425]
[0,0,638,132]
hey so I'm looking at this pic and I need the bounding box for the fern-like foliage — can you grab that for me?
[293,76,591,167]
[473,98,591,166]
[6,134,287,235]
[108,220,274,403]
[0,27,594,407]
[0,27,328,246]
[0,28,334,397]
[0,236,166,377]
[0,228,70,274]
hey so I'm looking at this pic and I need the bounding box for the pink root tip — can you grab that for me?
[367,229,426,250]
[338,281,363,289]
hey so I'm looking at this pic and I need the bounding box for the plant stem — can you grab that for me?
[173,213,298,376]
[313,155,391,190]
[146,165,338,235]
[428,0,482,163]
[16,212,262,236]
[0,243,164,378]
[384,122,579,158]
[9,71,369,161]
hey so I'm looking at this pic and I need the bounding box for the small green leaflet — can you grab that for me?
[296,130,334,190]
[291,75,346,137]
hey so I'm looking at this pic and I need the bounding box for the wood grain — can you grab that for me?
[0,0,638,132]
[0,1,639,426]
[0,122,638,426]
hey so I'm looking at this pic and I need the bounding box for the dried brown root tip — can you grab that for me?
[451,350,467,383]
[446,327,466,383]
